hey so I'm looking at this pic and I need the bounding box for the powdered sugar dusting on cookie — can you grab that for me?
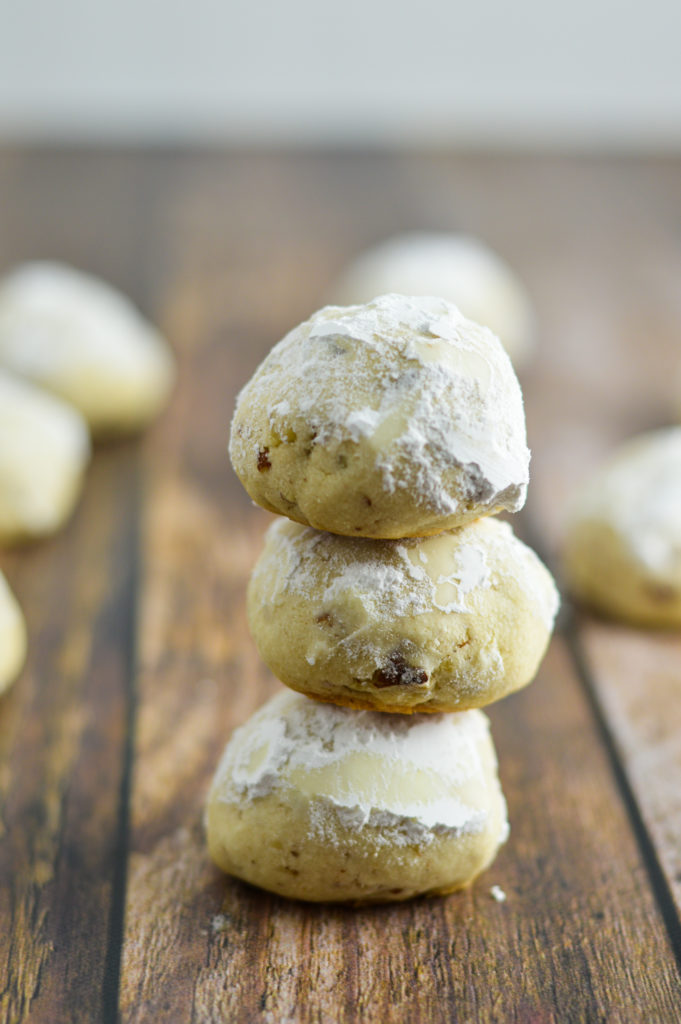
[211,690,502,844]
[0,262,174,397]
[248,516,559,708]
[253,515,557,632]
[230,294,529,531]
[569,428,681,577]
[484,519,560,631]
[329,232,534,365]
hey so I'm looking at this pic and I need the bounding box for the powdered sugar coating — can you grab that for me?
[255,516,556,627]
[206,689,509,901]
[0,369,91,542]
[248,516,559,712]
[230,294,529,538]
[0,262,175,435]
[564,428,681,626]
[568,428,681,576]
[330,233,535,365]
[210,690,507,845]
[0,570,27,695]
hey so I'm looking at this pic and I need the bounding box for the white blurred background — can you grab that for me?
[1,0,681,148]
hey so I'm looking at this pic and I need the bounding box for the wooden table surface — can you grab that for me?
[1,148,680,1024]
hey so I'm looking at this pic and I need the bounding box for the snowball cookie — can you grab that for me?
[330,234,534,366]
[248,516,558,713]
[205,689,509,903]
[0,572,27,695]
[564,428,681,627]
[230,294,530,539]
[0,369,91,544]
[0,262,175,436]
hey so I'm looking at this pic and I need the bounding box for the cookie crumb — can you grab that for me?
[490,885,506,902]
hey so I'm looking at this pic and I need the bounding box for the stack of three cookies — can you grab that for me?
[206,294,559,903]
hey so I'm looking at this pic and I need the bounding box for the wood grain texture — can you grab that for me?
[119,152,681,1022]
[499,152,681,928]
[0,447,139,1024]
[576,621,681,915]
[0,149,153,1023]
[0,149,680,1022]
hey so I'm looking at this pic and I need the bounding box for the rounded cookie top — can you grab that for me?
[230,294,529,538]
[248,516,559,713]
[0,262,176,436]
[563,427,681,627]
[330,233,534,366]
[0,571,27,695]
[206,689,508,902]
[0,369,91,544]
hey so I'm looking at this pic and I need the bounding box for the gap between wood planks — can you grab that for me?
[100,157,167,1023]
[562,612,681,973]
[520,508,681,977]
[98,470,141,1024]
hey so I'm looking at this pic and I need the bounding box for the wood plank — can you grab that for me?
[119,152,681,1022]
[576,620,681,918]
[2,148,681,1021]
[122,628,681,1022]
[0,445,139,1024]
[0,148,160,1022]
[505,153,681,927]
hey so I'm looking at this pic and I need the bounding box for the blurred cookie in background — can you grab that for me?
[0,369,91,545]
[0,262,175,437]
[329,233,534,366]
[563,428,681,627]
[0,571,27,695]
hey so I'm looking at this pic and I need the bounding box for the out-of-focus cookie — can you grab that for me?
[563,428,681,627]
[0,369,91,544]
[0,262,175,436]
[230,294,529,539]
[0,571,27,695]
[248,516,558,713]
[205,689,508,903]
[330,233,534,366]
